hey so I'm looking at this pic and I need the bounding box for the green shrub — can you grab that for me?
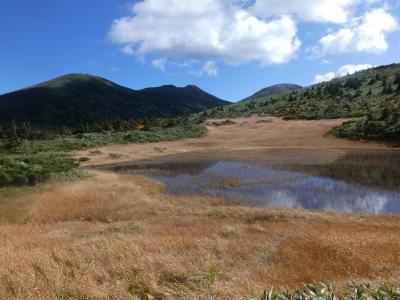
[332,100,400,142]
[210,119,237,126]
[0,154,78,187]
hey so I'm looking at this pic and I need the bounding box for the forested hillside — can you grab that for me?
[0,74,229,129]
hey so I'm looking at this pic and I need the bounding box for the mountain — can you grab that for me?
[241,83,302,102]
[0,74,229,128]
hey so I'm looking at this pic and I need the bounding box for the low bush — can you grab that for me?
[332,100,400,142]
[209,119,237,126]
[0,154,78,187]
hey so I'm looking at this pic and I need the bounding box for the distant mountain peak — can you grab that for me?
[242,83,302,102]
[30,73,118,90]
[185,84,200,89]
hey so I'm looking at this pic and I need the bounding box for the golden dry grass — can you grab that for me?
[1,171,400,299]
[217,176,243,189]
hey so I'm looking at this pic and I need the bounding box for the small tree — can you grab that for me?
[383,84,393,94]
[395,73,400,94]
[0,124,5,139]
[345,77,362,89]
[368,77,375,85]
[395,73,400,85]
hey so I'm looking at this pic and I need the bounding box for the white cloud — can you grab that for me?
[314,72,336,83]
[203,61,218,76]
[312,8,398,56]
[122,45,134,55]
[108,0,300,69]
[251,0,359,23]
[151,58,167,71]
[336,64,373,76]
[313,64,373,83]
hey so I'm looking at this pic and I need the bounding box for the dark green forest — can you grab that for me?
[0,73,229,128]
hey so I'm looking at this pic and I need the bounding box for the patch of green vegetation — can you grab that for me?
[0,122,207,189]
[0,124,207,155]
[0,154,78,187]
[331,99,400,142]
[255,283,400,300]
[191,266,217,288]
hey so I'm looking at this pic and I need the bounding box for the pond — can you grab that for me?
[109,150,400,215]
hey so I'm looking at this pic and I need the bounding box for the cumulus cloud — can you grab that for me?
[314,72,336,84]
[312,8,398,56]
[151,58,167,71]
[203,61,218,76]
[313,64,373,83]
[251,0,359,23]
[122,45,134,56]
[336,64,374,76]
[109,1,397,72]
[108,0,301,71]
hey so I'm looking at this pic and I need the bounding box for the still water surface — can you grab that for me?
[114,151,400,215]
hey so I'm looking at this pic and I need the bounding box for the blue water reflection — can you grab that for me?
[140,161,400,215]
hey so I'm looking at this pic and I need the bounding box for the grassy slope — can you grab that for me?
[194,63,400,141]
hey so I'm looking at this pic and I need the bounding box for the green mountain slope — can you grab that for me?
[241,83,302,102]
[0,74,229,128]
[198,63,400,142]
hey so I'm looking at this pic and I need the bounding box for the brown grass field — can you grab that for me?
[1,117,400,299]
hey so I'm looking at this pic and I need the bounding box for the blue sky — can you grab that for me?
[0,0,399,102]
